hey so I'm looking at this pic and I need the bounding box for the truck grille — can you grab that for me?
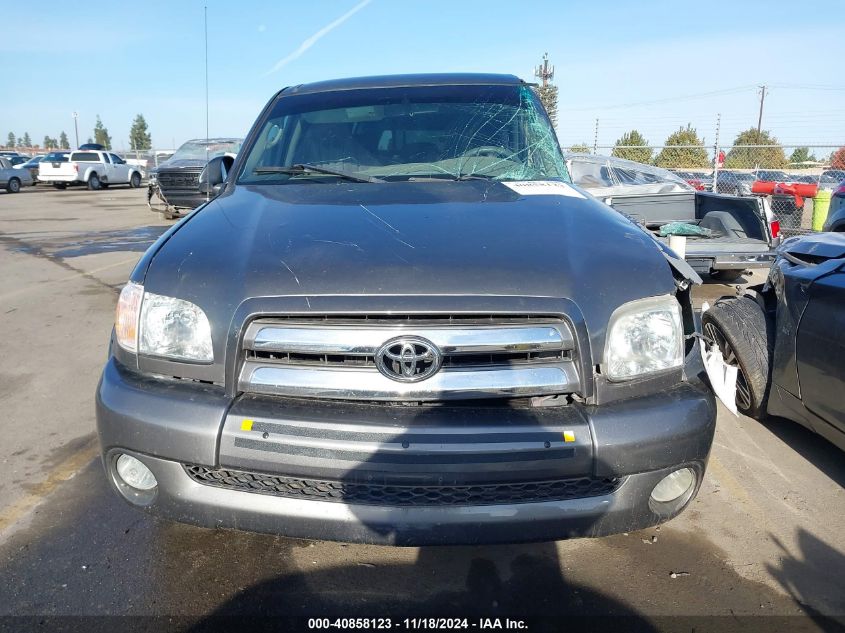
[157,170,200,191]
[184,464,619,506]
[238,315,581,402]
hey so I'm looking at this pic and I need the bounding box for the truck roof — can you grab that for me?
[282,73,527,96]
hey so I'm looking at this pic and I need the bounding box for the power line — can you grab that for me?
[558,85,757,112]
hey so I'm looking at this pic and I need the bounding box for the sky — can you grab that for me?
[3,0,844,153]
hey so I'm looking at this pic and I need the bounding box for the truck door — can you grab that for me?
[796,267,845,436]
[109,153,130,182]
[100,152,113,181]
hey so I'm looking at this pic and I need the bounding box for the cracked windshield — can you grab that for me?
[239,84,569,184]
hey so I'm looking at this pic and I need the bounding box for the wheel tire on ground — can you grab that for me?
[129,172,141,188]
[701,297,773,419]
[87,173,101,190]
[6,177,21,193]
[710,269,745,283]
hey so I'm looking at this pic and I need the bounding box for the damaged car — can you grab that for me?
[567,154,779,281]
[148,137,241,219]
[96,73,716,545]
[702,233,845,451]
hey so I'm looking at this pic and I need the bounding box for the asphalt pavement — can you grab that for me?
[0,185,843,629]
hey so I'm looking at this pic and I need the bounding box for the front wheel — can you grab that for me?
[701,298,772,418]
[6,177,21,193]
[87,173,101,190]
[129,172,141,188]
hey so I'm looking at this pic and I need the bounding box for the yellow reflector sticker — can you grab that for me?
[241,419,254,431]
[563,430,576,443]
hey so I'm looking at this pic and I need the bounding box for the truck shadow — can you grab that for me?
[181,545,656,633]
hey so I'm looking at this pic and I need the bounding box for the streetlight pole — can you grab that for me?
[72,112,79,149]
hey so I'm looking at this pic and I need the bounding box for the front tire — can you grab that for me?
[129,172,141,188]
[6,177,21,193]
[701,298,773,418]
[87,173,101,190]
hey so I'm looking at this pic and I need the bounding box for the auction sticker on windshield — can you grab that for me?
[503,181,586,198]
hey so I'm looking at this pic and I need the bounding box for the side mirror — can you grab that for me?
[198,155,235,196]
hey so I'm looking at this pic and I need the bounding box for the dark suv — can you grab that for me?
[148,137,241,218]
[96,74,716,545]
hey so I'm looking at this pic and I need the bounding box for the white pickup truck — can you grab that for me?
[38,150,143,190]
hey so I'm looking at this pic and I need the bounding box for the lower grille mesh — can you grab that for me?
[184,465,620,506]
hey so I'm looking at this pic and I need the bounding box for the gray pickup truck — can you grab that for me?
[96,74,716,545]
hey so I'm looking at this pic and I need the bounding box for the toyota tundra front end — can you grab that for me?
[96,74,716,545]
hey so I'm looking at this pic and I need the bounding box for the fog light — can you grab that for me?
[115,454,157,491]
[650,468,695,504]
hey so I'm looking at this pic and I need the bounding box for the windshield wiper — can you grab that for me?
[253,164,383,183]
[455,173,498,181]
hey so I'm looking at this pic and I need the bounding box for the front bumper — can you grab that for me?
[96,358,716,545]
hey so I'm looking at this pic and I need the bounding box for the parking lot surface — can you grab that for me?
[0,187,843,627]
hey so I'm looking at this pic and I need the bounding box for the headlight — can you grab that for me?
[139,291,213,362]
[604,295,683,380]
[115,282,143,352]
[115,283,213,361]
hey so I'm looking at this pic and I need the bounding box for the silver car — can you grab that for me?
[0,156,34,193]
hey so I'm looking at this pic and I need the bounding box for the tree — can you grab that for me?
[788,146,816,165]
[93,115,112,149]
[43,136,57,150]
[654,124,709,168]
[612,130,652,164]
[7,132,15,148]
[568,143,591,154]
[128,114,152,150]
[831,147,845,170]
[86,137,93,145]
[723,128,787,169]
[21,132,32,147]
[59,131,70,149]
[535,85,558,128]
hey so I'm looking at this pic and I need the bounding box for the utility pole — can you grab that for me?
[712,113,721,192]
[534,52,554,87]
[204,4,210,201]
[72,112,79,149]
[756,85,767,135]
[593,118,599,154]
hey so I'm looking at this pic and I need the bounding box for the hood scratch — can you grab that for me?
[359,203,415,249]
[279,259,301,286]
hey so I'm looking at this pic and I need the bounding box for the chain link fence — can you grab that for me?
[570,144,844,236]
[114,148,177,179]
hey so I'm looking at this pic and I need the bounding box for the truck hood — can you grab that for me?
[140,180,676,368]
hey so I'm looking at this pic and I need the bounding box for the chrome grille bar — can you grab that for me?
[245,324,572,355]
[239,363,578,401]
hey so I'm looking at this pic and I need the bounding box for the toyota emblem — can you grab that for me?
[375,336,442,383]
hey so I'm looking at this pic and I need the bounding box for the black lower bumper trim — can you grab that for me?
[184,464,620,507]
